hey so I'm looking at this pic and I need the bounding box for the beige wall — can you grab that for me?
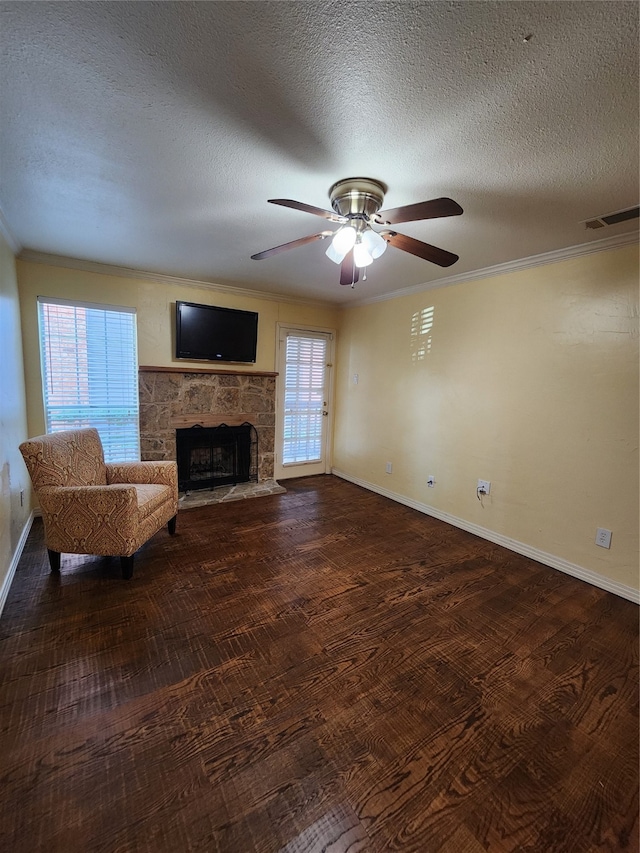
[334,245,639,594]
[0,234,31,610]
[17,260,339,438]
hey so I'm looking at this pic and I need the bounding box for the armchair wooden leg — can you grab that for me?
[121,555,134,580]
[47,550,61,573]
[168,515,177,535]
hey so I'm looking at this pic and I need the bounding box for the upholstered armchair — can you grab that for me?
[19,428,178,579]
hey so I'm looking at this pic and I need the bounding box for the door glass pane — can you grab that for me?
[283,334,327,464]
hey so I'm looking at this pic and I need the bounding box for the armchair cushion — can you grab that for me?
[134,484,173,522]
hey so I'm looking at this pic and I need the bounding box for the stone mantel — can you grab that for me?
[171,413,259,429]
[138,367,277,482]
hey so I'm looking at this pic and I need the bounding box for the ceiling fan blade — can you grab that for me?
[268,198,346,223]
[251,231,333,260]
[375,197,463,225]
[340,250,359,285]
[383,231,459,267]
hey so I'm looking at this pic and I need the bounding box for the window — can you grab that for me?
[37,297,140,462]
[283,333,328,464]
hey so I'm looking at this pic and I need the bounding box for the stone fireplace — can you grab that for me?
[138,367,277,485]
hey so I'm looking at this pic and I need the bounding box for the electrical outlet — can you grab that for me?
[385,462,393,474]
[427,475,435,487]
[353,373,359,384]
[477,479,491,495]
[595,528,612,549]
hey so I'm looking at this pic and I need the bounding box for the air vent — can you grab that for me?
[584,205,639,230]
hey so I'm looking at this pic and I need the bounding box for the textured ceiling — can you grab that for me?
[1,1,638,303]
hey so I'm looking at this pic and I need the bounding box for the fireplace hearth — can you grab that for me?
[176,423,258,492]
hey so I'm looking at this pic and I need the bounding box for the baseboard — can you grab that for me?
[0,511,35,618]
[332,469,639,605]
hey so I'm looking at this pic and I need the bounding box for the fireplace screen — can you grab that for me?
[176,423,258,492]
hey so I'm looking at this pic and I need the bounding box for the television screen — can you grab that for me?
[175,301,258,363]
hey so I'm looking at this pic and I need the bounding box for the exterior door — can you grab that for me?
[275,326,334,480]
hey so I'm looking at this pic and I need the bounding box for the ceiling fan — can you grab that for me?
[251,177,463,286]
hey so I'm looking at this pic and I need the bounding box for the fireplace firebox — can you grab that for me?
[176,423,258,492]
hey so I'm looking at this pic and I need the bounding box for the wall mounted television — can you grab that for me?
[175,301,258,363]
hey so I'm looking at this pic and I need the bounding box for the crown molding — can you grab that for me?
[0,206,22,255]
[16,250,335,309]
[351,230,639,306]
[17,229,638,310]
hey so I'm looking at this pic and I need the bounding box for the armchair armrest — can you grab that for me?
[106,461,178,491]
[37,484,139,552]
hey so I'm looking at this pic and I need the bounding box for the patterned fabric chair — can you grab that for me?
[19,428,178,579]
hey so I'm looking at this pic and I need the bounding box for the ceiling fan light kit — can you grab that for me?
[360,228,387,260]
[251,177,463,286]
[353,241,373,269]
[325,222,387,267]
[327,224,357,261]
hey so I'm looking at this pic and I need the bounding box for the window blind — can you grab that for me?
[283,333,327,464]
[37,297,140,462]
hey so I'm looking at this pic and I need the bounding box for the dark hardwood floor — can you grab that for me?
[1,475,637,852]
